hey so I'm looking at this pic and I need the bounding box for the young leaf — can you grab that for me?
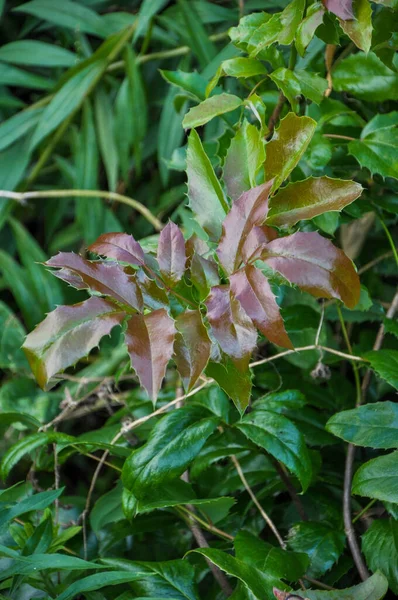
[124,309,176,402]
[287,522,345,577]
[264,113,317,192]
[190,253,220,300]
[266,177,362,227]
[122,407,218,498]
[352,451,398,502]
[362,520,398,594]
[174,309,211,391]
[89,232,146,267]
[217,181,273,275]
[241,225,277,263]
[182,93,242,129]
[186,129,228,241]
[236,410,312,491]
[259,231,361,308]
[157,221,187,286]
[326,402,398,448]
[22,296,125,389]
[230,266,292,349]
[47,252,143,311]
[338,0,372,53]
[223,120,266,202]
[296,3,325,56]
[324,0,354,19]
[206,355,252,413]
[365,350,398,389]
[205,285,257,362]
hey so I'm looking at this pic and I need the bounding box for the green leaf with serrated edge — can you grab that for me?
[161,69,207,102]
[326,402,398,449]
[122,407,218,498]
[223,120,265,202]
[190,548,281,599]
[339,0,372,53]
[279,0,306,44]
[259,231,361,309]
[0,431,73,480]
[234,530,309,581]
[183,93,242,129]
[46,252,143,311]
[275,571,388,599]
[332,52,398,102]
[267,177,362,227]
[253,390,307,412]
[57,571,152,600]
[206,355,252,413]
[22,296,125,389]
[264,113,316,192]
[362,520,398,594]
[230,266,292,349]
[217,181,273,275]
[207,57,267,96]
[157,221,187,286]
[361,112,398,138]
[0,40,76,67]
[0,489,63,532]
[125,309,175,402]
[174,309,211,391]
[296,3,325,56]
[99,558,200,600]
[89,232,146,267]
[186,129,228,241]
[287,522,345,578]
[349,127,398,179]
[248,14,283,58]
[365,350,398,389]
[236,410,312,491]
[0,412,40,430]
[294,70,328,104]
[352,451,398,502]
[269,68,301,110]
[190,253,220,300]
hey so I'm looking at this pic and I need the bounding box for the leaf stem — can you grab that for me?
[0,189,163,231]
[352,498,377,524]
[323,134,356,141]
[378,215,398,267]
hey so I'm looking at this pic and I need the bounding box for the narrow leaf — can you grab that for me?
[174,309,211,391]
[22,296,125,389]
[57,571,151,600]
[157,222,187,286]
[124,309,176,402]
[182,93,242,129]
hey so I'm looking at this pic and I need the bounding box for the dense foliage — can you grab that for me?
[0,0,398,598]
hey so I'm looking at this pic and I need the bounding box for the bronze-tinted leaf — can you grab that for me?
[23,297,125,389]
[88,232,145,266]
[125,309,176,402]
[230,266,292,349]
[260,231,360,308]
[323,0,355,20]
[264,113,316,192]
[205,285,257,361]
[174,309,211,391]
[136,270,169,310]
[157,221,187,286]
[267,176,363,227]
[190,253,220,300]
[206,354,252,413]
[241,225,277,263]
[217,182,273,275]
[46,252,143,312]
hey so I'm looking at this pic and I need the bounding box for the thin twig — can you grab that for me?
[358,251,393,274]
[315,302,325,347]
[323,134,356,141]
[0,189,163,231]
[324,44,336,98]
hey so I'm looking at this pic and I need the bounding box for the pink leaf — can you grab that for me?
[230,266,293,349]
[241,225,277,263]
[157,221,187,286]
[323,0,355,20]
[125,308,176,402]
[88,232,145,266]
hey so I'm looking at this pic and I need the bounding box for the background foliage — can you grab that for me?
[0,0,397,599]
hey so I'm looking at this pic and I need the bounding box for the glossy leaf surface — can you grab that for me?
[174,309,211,391]
[352,451,398,502]
[157,221,187,286]
[288,522,345,577]
[88,232,145,266]
[182,93,242,129]
[326,402,398,448]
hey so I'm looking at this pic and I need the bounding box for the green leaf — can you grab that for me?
[23,296,125,389]
[125,309,176,402]
[122,407,218,499]
[57,571,151,600]
[352,451,398,502]
[190,252,220,300]
[332,52,398,102]
[94,84,118,191]
[339,0,372,53]
[206,355,253,413]
[0,301,28,371]
[326,402,398,449]
[177,0,216,69]
[174,309,211,391]
[0,107,42,152]
[186,129,228,241]
[207,57,267,96]
[133,0,169,41]
[190,548,280,599]
[223,120,265,202]
[0,62,53,90]
[294,70,328,104]
[279,0,306,44]
[236,410,312,491]
[0,548,102,580]
[267,177,362,227]
[287,522,345,577]
[0,489,63,533]
[158,83,186,187]
[348,126,398,179]
[183,93,242,129]
[296,3,325,56]
[269,68,301,110]
[279,571,388,599]
[0,40,76,67]
[365,350,398,389]
[362,519,398,594]
[264,112,316,192]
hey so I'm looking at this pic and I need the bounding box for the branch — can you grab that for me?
[0,189,163,231]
